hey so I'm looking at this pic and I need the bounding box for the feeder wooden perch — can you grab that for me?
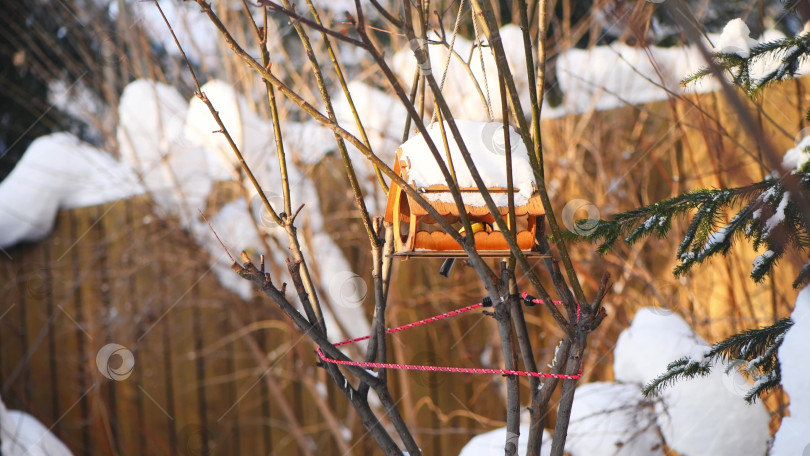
[383,121,546,258]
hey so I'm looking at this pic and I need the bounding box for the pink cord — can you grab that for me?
[317,296,583,379]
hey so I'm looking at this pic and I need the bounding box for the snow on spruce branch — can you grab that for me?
[570,174,810,287]
[642,317,793,404]
[683,20,810,109]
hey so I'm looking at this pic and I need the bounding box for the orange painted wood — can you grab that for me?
[406,194,544,217]
[409,230,535,251]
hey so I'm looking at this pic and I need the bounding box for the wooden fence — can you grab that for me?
[2,75,809,454]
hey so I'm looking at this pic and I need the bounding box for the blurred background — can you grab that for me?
[1,0,808,454]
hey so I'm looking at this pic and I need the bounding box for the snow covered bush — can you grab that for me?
[121,1,613,455]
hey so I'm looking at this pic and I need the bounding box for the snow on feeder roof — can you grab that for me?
[384,120,545,257]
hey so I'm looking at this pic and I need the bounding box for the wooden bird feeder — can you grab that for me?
[383,120,546,258]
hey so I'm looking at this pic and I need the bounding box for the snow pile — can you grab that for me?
[458,423,551,456]
[117,79,268,300]
[565,382,663,456]
[460,382,662,456]
[119,1,220,66]
[1,396,73,456]
[48,79,106,141]
[552,22,792,116]
[119,79,371,341]
[309,0,394,17]
[0,78,371,341]
[0,133,142,247]
[392,20,795,120]
[295,79,407,215]
[716,19,759,58]
[398,120,535,207]
[613,309,699,384]
[392,25,531,122]
[614,308,771,455]
[462,307,774,456]
[198,199,264,298]
[118,79,216,227]
[184,79,292,180]
[333,80,408,159]
[553,43,707,114]
[781,135,810,172]
[771,286,810,456]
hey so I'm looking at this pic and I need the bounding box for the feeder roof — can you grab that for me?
[398,120,536,207]
[410,191,545,217]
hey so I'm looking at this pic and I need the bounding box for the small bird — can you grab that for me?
[439,222,491,277]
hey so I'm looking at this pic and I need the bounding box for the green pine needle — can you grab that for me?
[566,176,810,287]
[641,319,792,403]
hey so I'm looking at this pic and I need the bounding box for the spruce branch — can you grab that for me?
[642,356,712,398]
[682,31,810,116]
[569,175,810,286]
[707,318,792,369]
[643,318,793,403]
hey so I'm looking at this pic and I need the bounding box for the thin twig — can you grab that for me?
[306,0,389,193]
[197,209,235,263]
[259,0,365,46]
[470,0,588,306]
